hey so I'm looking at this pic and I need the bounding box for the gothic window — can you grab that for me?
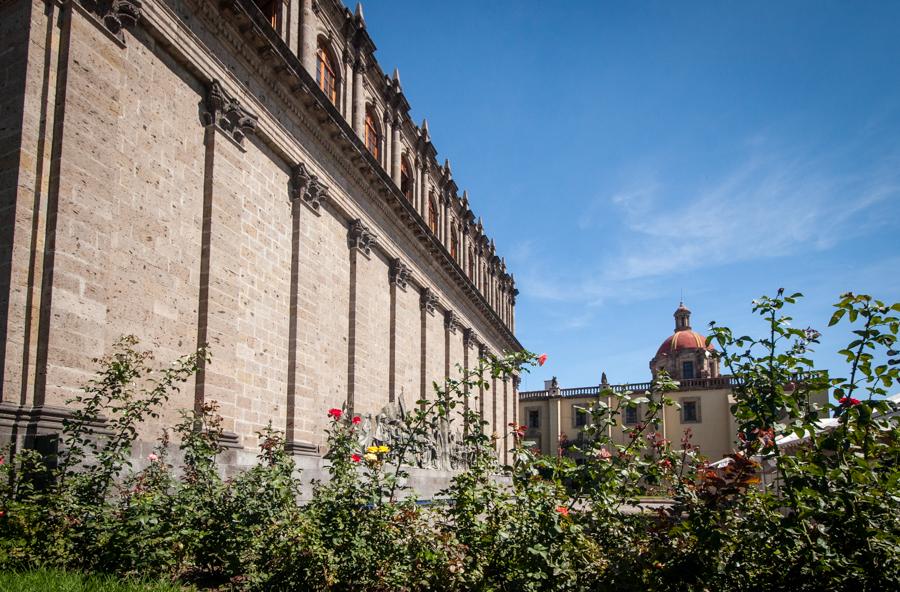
[682,360,695,380]
[365,108,381,159]
[681,398,701,423]
[316,42,339,105]
[428,193,439,234]
[254,0,281,29]
[400,158,413,200]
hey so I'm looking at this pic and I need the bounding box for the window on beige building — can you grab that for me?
[572,404,588,428]
[527,408,540,429]
[624,405,639,426]
[681,398,701,423]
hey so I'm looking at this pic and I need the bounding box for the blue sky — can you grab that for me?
[363,1,900,392]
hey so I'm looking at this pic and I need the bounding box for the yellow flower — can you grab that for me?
[364,453,378,462]
[366,446,379,454]
[377,445,389,454]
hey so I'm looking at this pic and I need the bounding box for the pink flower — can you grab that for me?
[537,353,548,367]
[147,453,159,463]
[351,453,362,463]
[597,448,612,461]
[352,416,361,425]
[328,408,343,420]
[556,505,569,517]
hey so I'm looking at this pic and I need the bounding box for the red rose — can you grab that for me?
[537,353,548,367]
[839,397,861,406]
[328,408,343,420]
[556,505,569,517]
[352,416,361,425]
[351,453,361,463]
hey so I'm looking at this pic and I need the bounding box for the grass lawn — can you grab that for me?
[0,569,191,592]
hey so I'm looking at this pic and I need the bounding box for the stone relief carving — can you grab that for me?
[104,0,143,34]
[354,396,470,471]
[420,288,438,315]
[347,219,377,255]
[389,258,412,290]
[202,80,259,147]
[291,162,330,212]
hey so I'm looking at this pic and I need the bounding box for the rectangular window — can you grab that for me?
[624,406,638,425]
[573,405,588,427]
[682,360,695,379]
[528,409,540,429]
[681,398,701,423]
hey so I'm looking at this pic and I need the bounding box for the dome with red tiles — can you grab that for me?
[656,329,714,357]
[655,302,715,357]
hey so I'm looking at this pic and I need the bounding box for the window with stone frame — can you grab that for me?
[624,405,639,425]
[365,108,381,159]
[681,397,701,423]
[400,158,413,200]
[528,409,540,429]
[572,404,588,428]
[316,42,339,105]
[468,249,475,279]
[428,193,440,234]
[254,0,281,30]
[682,360,695,379]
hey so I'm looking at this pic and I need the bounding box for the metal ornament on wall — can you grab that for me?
[202,80,259,147]
[292,162,330,212]
[389,258,412,290]
[347,219,377,256]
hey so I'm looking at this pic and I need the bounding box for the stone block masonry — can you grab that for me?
[0,0,522,474]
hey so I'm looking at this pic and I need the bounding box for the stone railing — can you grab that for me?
[518,376,740,401]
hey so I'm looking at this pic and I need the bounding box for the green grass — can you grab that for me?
[0,569,192,592]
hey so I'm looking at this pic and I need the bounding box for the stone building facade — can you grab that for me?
[519,304,827,462]
[0,0,521,472]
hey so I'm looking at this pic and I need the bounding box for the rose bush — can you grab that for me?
[0,291,898,590]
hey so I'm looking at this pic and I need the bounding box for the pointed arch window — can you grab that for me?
[365,108,381,159]
[400,158,413,201]
[428,193,440,234]
[316,42,339,105]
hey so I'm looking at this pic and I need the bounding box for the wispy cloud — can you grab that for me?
[511,136,900,307]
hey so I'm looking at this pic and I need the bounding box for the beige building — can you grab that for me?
[0,0,521,472]
[520,304,744,461]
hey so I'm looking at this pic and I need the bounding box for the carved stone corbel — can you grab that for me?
[445,310,461,334]
[348,219,377,256]
[292,162,330,213]
[389,258,412,290]
[202,80,259,148]
[462,327,476,350]
[420,288,438,315]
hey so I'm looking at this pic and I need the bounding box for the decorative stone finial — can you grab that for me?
[355,2,365,25]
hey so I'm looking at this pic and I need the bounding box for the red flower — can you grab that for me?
[328,408,343,420]
[351,453,362,463]
[556,505,569,517]
[537,353,548,367]
[839,397,861,407]
[352,416,361,425]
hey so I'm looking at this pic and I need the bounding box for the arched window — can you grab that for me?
[400,157,413,201]
[255,0,281,29]
[365,108,381,159]
[316,41,339,105]
[428,193,439,234]
[468,248,475,279]
[450,228,459,261]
